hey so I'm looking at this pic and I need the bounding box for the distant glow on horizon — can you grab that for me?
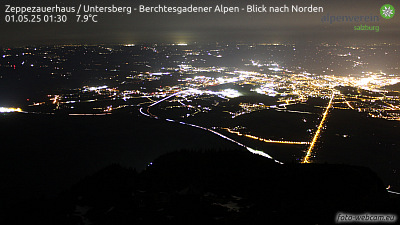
[327,73,400,92]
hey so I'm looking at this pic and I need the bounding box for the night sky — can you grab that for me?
[1,0,399,45]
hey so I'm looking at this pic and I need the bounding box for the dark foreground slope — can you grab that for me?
[2,150,399,225]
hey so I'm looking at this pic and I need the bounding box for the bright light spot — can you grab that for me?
[150,72,170,76]
[219,89,241,98]
[85,85,108,91]
[0,107,22,113]
[216,77,239,84]
[269,67,282,72]
[254,84,278,97]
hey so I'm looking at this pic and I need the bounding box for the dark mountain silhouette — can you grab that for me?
[2,150,399,225]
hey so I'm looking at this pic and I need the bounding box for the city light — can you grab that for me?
[0,107,22,113]
[11,43,400,166]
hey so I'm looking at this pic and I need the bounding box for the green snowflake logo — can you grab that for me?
[380,4,395,19]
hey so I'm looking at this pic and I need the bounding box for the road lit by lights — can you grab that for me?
[302,92,335,163]
[344,98,355,110]
[141,91,284,164]
[223,128,310,145]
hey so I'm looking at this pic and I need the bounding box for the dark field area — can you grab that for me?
[317,109,400,191]
[0,113,241,209]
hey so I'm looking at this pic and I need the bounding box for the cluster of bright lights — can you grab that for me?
[232,70,260,76]
[268,67,283,72]
[0,107,22,113]
[216,77,239,84]
[253,84,278,97]
[174,88,241,99]
[178,64,192,70]
[84,85,108,91]
[217,89,241,98]
[328,74,400,91]
[150,72,170,76]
